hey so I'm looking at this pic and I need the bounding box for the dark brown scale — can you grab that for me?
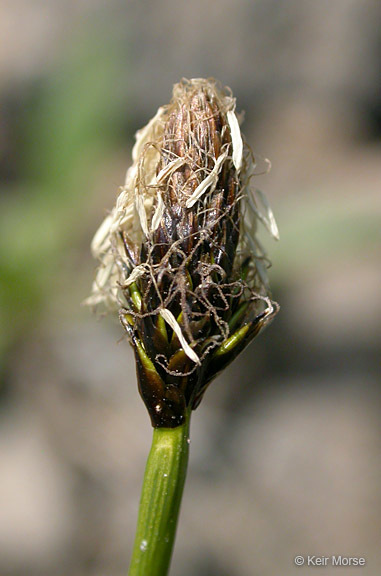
[121,231,140,269]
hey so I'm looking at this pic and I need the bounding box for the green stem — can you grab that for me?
[128,412,191,576]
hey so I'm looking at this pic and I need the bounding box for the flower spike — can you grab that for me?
[87,78,279,427]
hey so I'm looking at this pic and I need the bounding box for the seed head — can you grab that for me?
[86,78,279,427]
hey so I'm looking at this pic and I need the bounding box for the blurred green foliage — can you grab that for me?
[0,24,129,368]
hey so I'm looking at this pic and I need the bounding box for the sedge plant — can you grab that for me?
[86,78,279,575]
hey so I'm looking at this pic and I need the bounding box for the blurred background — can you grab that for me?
[1,1,380,575]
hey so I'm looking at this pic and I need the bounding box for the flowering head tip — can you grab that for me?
[87,78,279,427]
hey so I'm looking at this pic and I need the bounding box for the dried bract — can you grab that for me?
[86,78,279,427]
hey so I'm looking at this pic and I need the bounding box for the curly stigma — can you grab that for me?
[87,78,279,427]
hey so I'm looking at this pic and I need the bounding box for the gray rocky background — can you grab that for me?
[0,1,380,575]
